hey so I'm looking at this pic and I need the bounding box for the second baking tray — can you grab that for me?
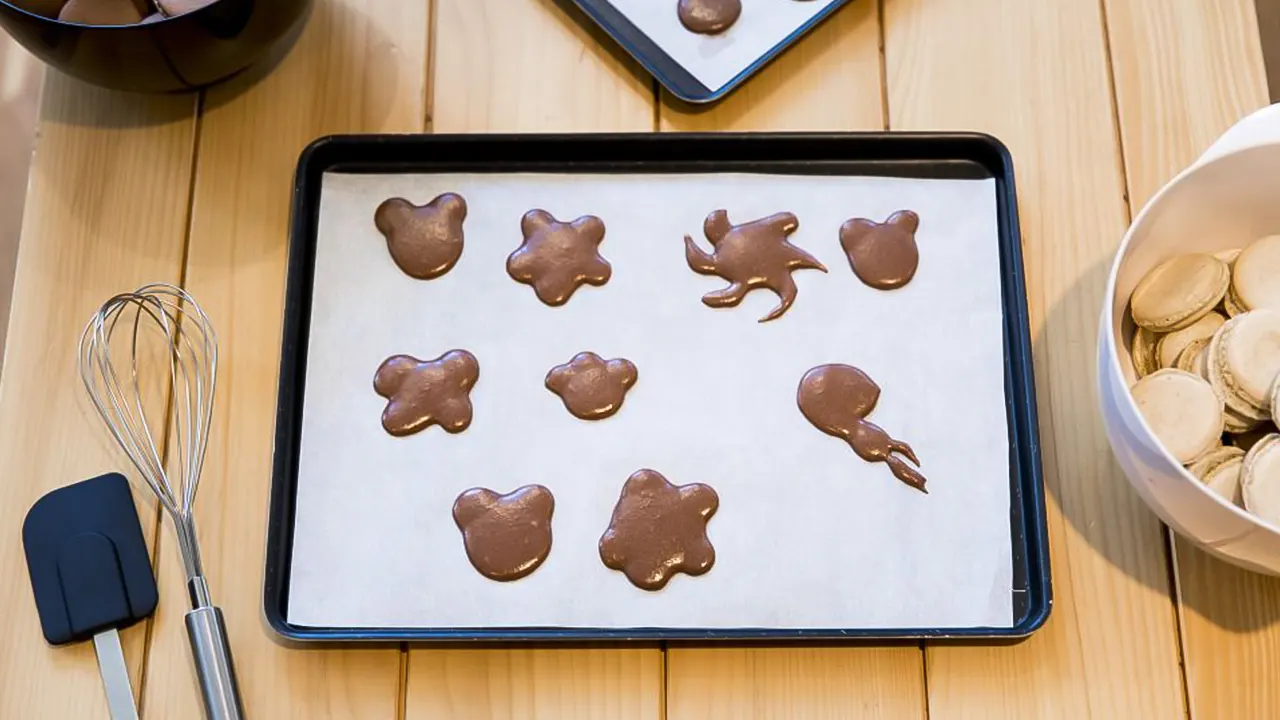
[266,132,1050,641]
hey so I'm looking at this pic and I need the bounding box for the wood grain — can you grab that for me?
[429,0,652,132]
[661,4,926,718]
[0,37,41,369]
[882,0,1186,715]
[1102,0,1277,717]
[137,0,427,716]
[0,76,195,719]
[407,648,663,719]
[405,0,660,717]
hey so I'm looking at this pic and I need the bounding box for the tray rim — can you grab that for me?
[568,0,856,104]
[265,131,1052,643]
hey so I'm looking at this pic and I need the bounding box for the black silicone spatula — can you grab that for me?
[22,472,158,720]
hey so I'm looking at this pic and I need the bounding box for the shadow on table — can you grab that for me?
[1039,256,1280,633]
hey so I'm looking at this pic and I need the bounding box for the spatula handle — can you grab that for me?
[185,606,245,720]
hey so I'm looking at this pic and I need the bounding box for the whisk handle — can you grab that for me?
[185,606,245,720]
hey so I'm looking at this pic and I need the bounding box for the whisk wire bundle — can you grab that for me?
[78,282,242,719]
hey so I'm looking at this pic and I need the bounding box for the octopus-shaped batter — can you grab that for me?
[797,364,927,493]
[684,210,827,322]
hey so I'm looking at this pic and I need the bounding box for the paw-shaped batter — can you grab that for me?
[373,350,479,437]
[677,0,740,34]
[545,352,638,420]
[599,469,718,591]
[507,210,611,306]
[684,209,827,322]
[839,210,920,290]
[374,193,467,280]
[797,364,927,493]
[453,485,554,582]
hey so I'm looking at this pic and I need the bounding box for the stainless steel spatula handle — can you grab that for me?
[185,605,244,720]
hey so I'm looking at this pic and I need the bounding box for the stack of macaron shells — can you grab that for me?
[1127,235,1280,525]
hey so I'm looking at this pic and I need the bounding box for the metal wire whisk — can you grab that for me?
[78,282,244,720]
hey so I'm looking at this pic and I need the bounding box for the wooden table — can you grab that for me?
[0,0,1275,716]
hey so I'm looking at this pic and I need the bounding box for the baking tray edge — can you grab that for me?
[264,132,1052,643]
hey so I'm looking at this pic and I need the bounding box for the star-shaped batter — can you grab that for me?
[599,469,718,591]
[684,209,827,322]
[507,210,612,306]
[373,350,479,437]
[545,352,638,420]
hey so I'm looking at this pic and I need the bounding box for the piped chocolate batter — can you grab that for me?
[374,193,467,280]
[507,210,612,306]
[59,0,143,24]
[678,0,741,35]
[685,210,827,322]
[373,350,479,437]
[599,469,718,591]
[839,210,920,290]
[546,352,638,420]
[797,364,927,492]
[453,485,554,582]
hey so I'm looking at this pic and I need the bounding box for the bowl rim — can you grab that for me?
[0,0,205,28]
[1101,140,1280,540]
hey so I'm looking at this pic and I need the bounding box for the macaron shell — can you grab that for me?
[1224,284,1248,317]
[1233,235,1280,313]
[1158,312,1224,368]
[1242,434,1280,526]
[1225,404,1264,434]
[1131,326,1159,379]
[1204,457,1246,507]
[1215,248,1243,266]
[1206,313,1274,421]
[1131,253,1229,331]
[1131,368,1225,464]
[1272,372,1280,427]
[1174,337,1209,373]
[1216,309,1280,410]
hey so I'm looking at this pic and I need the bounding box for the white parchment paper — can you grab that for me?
[287,171,1014,630]
[607,0,844,92]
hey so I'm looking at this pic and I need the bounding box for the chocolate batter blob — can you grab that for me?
[685,210,827,322]
[59,0,142,24]
[599,469,718,591]
[453,485,554,582]
[678,0,741,34]
[373,350,479,437]
[546,352,638,420]
[797,364,927,493]
[507,210,611,306]
[839,210,920,290]
[374,193,467,280]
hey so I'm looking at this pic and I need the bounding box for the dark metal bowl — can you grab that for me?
[0,0,311,93]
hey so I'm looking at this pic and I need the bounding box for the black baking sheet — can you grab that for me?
[265,133,1050,642]
[570,0,855,104]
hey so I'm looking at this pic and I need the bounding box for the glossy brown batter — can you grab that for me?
[13,0,69,19]
[453,485,554,582]
[374,193,467,280]
[797,364,927,492]
[677,0,741,35]
[507,210,612,306]
[155,0,217,16]
[599,469,718,591]
[373,350,479,437]
[685,210,827,322]
[545,352,638,420]
[838,210,920,290]
[58,0,142,24]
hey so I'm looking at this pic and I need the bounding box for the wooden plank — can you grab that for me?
[660,4,926,718]
[1102,0,1277,717]
[136,0,428,716]
[0,77,195,719]
[882,0,1188,715]
[0,37,41,368]
[404,0,661,718]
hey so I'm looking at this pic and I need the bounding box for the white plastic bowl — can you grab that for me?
[1099,103,1280,575]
